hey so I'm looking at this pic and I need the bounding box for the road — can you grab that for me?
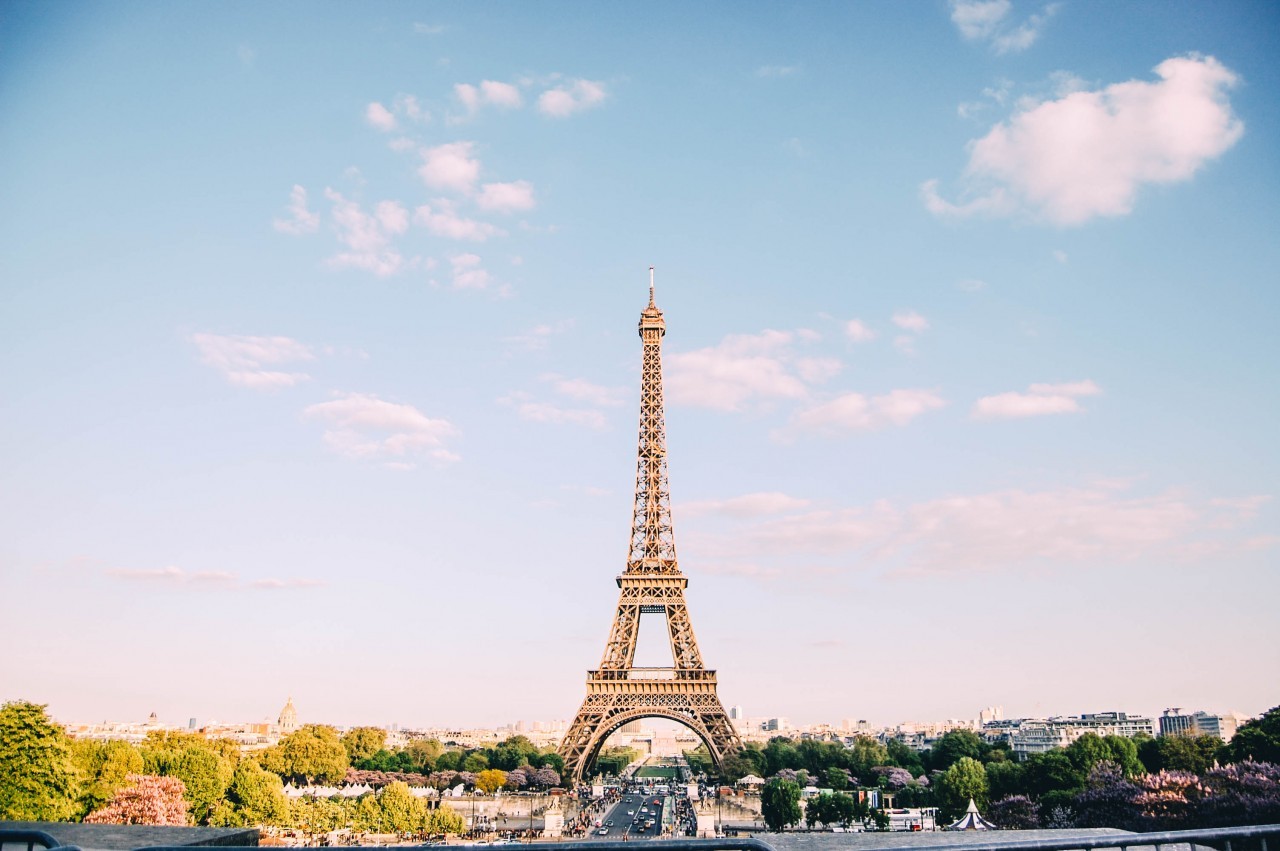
[583,790,671,841]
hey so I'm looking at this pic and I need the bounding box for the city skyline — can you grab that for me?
[2,2,1278,730]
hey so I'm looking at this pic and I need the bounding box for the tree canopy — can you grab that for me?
[761,777,802,830]
[0,700,78,821]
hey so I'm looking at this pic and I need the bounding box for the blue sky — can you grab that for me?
[2,1,1277,731]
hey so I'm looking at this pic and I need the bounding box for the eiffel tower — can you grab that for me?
[559,269,742,783]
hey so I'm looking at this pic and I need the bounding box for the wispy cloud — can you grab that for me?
[476,180,536,213]
[665,329,840,412]
[498,373,625,430]
[192,333,314,389]
[272,185,320,235]
[681,492,811,518]
[414,200,503,241]
[684,481,1273,578]
[413,22,446,35]
[106,565,324,591]
[303,392,459,466]
[973,379,1101,419]
[365,101,397,132]
[323,190,408,276]
[418,141,482,193]
[537,79,607,117]
[949,0,1059,55]
[782,389,946,438]
[924,55,1244,225]
[448,252,492,290]
[505,319,575,352]
[892,310,930,333]
[454,80,523,120]
[845,319,877,343]
[756,65,798,78]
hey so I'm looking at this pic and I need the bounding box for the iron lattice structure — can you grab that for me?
[560,273,742,783]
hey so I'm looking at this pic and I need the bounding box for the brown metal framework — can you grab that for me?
[560,273,742,783]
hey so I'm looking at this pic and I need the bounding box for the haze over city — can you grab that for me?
[2,1,1277,732]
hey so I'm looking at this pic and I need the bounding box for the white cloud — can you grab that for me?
[682,492,811,518]
[687,480,1272,577]
[785,389,946,436]
[505,319,575,351]
[973,379,1101,419]
[498,391,607,429]
[540,373,625,408]
[105,565,321,590]
[453,80,523,120]
[304,392,459,465]
[476,180,536,213]
[418,141,482,193]
[192,332,314,389]
[845,319,877,342]
[272,185,320,235]
[365,101,396,132]
[756,65,797,78]
[665,330,835,412]
[537,78,607,117]
[950,0,1058,54]
[393,93,429,123]
[323,189,406,276]
[924,55,1244,226]
[413,22,445,35]
[414,200,503,241]
[449,252,491,289]
[1053,249,1068,263]
[892,310,930,333]
[958,278,988,292]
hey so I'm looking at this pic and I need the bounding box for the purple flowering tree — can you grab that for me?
[988,795,1041,829]
[534,767,561,789]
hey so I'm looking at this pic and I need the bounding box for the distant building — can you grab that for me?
[1160,708,1241,741]
[188,717,197,729]
[983,711,1155,758]
[977,706,1003,725]
[729,706,744,720]
[278,696,299,733]
[764,717,789,732]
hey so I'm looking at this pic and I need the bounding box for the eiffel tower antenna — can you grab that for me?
[559,270,742,783]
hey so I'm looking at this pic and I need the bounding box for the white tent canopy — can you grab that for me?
[736,774,766,786]
[947,798,997,831]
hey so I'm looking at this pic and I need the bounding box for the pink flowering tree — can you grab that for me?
[84,774,189,825]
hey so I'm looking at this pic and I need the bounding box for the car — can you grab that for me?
[627,810,634,815]
[598,828,609,836]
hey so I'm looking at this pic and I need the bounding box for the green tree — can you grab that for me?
[342,727,387,763]
[985,760,1025,801]
[760,777,802,830]
[1140,734,1222,774]
[406,738,444,772]
[170,745,234,824]
[535,750,564,773]
[279,725,348,784]
[935,756,988,820]
[929,730,984,772]
[846,736,889,779]
[1065,733,1114,776]
[461,752,489,773]
[0,700,78,821]
[885,739,924,776]
[426,802,465,835]
[1226,705,1280,764]
[823,766,849,790]
[720,748,762,783]
[71,739,145,818]
[216,760,288,826]
[805,791,858,827]
[378,781,417,833]
[1102,735,1143,776]
[763,738,801,776]
[1023,750,1082,797]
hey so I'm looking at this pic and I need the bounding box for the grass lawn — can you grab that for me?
[635,766,679,778]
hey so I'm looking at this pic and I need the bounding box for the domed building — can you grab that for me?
[278,696,299,733]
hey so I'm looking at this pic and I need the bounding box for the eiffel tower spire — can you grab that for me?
[559,269,741,783]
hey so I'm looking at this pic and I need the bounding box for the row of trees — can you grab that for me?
[0,700,553,829]
[333,727,565,779]
[739,706,1280,830]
